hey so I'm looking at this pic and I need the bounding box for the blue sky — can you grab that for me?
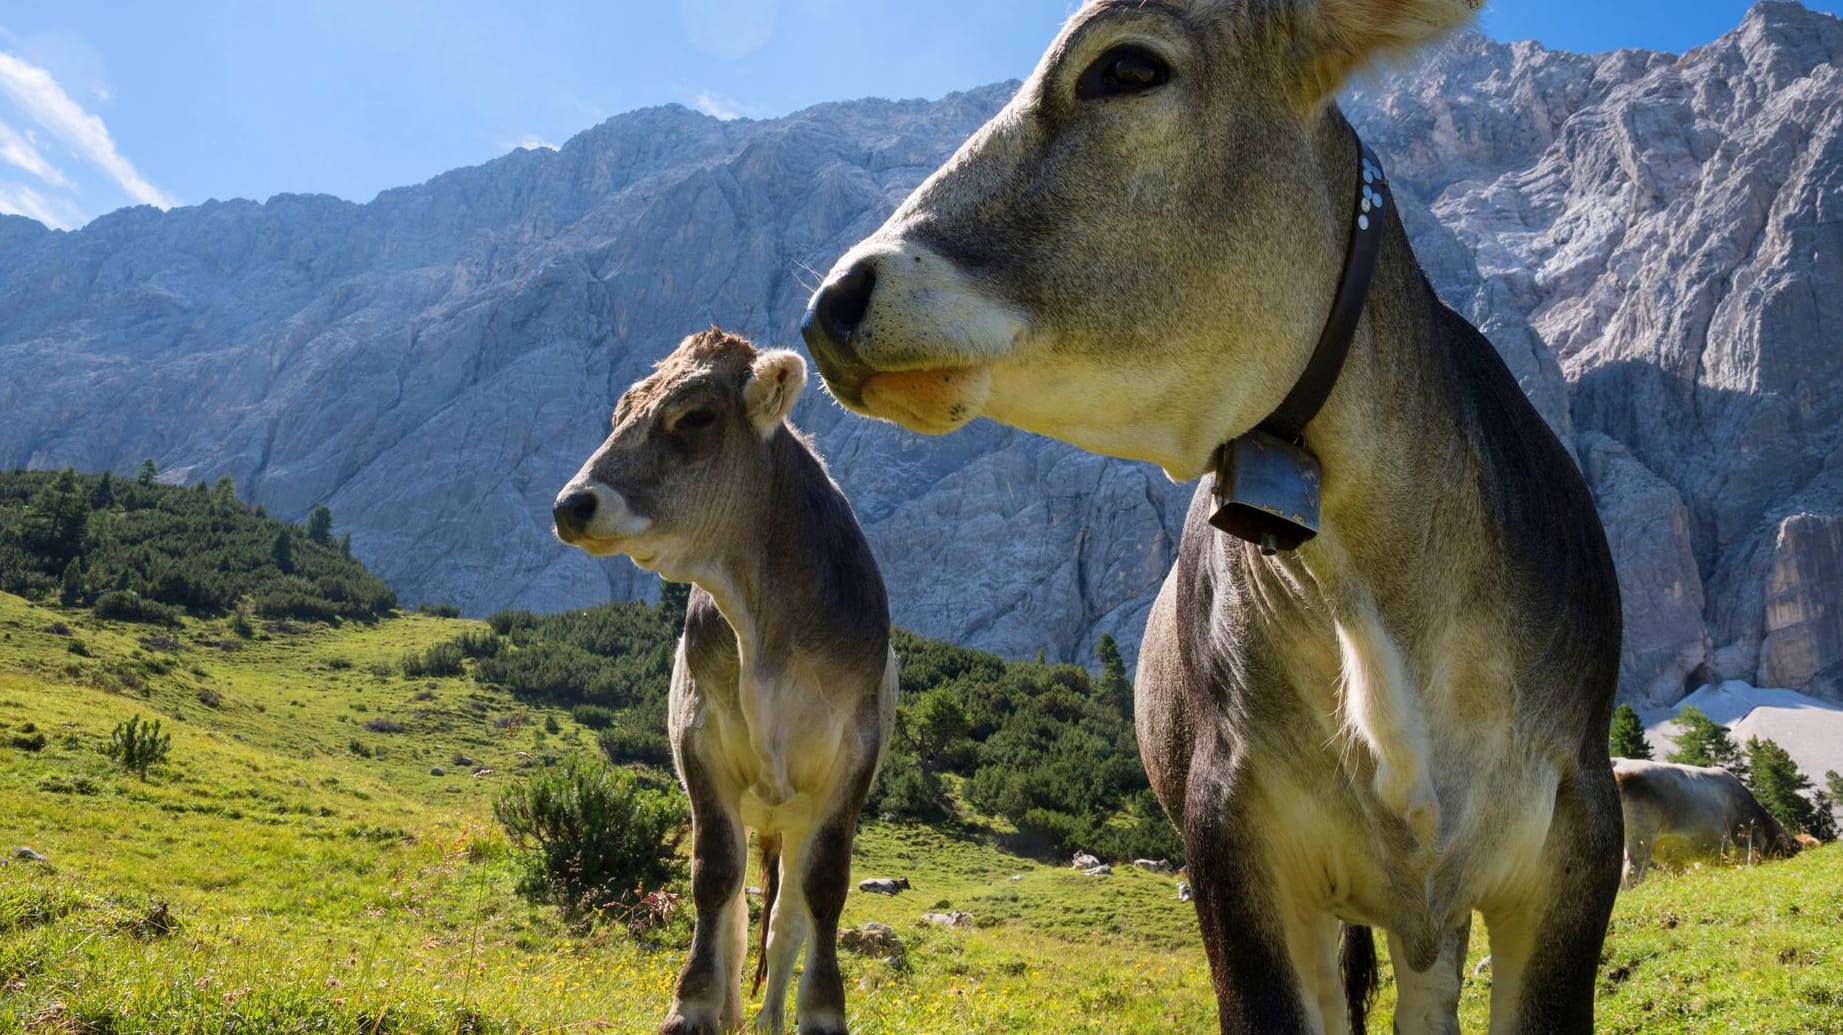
[0,1,1823,229]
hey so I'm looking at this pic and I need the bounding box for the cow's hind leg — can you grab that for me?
[751,835,808,1035]
[1482,766,1621,1035]
[1385,916,1468,1035]
[663,787,748,1034]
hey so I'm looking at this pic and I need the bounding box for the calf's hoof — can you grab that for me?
[659,1013,722,1035]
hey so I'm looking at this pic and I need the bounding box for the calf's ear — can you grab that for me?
[744,349,808,437]
[1282,0,1480,107]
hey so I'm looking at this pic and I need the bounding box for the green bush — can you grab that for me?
[597,724,674,768]
[93,591,181,626]
[402,642,465,678]
[7,723,47,752]
[451,628,503,659]
[107,715,171,779]
[494,755,688,918]
[570,704,617,729]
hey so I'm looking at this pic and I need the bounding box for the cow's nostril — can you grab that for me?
[809,260,877,347]
[554,491,598,534]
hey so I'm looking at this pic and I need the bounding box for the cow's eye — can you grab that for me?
[1076,44,1170,100]
[673,409,718,433]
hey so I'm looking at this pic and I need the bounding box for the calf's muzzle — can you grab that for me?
[552,489,599,541]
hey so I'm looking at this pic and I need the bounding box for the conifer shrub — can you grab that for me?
[107,715,171,779]
[494,755,687,919]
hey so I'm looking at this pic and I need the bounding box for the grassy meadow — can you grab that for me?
[2,589,1840,1033]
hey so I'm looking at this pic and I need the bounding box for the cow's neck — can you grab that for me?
[1223,112,1494,848]
[1247,113,1477,630]
[681,429,835,684]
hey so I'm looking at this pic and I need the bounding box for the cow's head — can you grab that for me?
[553,329,805,578]
[802,0,1477,479]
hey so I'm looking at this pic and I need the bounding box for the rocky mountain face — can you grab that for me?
[1346,0,1843,705]
[2,3,1839,708]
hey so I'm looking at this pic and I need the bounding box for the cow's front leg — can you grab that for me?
[663,776,748,1035]
[792,815,855,1035]
[1185,736,1314,1035]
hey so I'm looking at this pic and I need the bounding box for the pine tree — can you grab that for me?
[1743,736,1823,837]
[24,469,91,565]
[1666,705,1747,779]
[107,715,172,780]
[1096,633,1132,718]
[339,533,353,560]
[307,505,334,545]
[1609,703,1653,759]
[137,459,158,487]
[59,557,84,608]
[271,529,294,574]
[91,470,115,509]
[657,579,691,629]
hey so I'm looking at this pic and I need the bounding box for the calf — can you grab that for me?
[554,329,897,1035]
[1612,758,1799,886]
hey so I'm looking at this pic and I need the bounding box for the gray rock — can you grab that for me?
[1580,434,1710,706]
[839,922,903,958]
[920,910,973,928]
[1757,513,1843,701]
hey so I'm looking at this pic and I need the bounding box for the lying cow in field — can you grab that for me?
[1612,758,1799,886]
[554,328,897,1035]
[858,877,910,895]
[801,1,1623,1031]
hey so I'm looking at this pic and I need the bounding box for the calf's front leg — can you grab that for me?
[663,777,748,1035]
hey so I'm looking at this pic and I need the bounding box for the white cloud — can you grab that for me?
[693,91,743,120]
[0,179,81,229]
[512,134,556,151]
[0,116,72,190]
[0,49,177,209]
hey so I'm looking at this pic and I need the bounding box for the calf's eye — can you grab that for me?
[674,409,718,432]
[1076,44,1171,100]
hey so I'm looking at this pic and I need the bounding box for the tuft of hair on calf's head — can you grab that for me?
[1280,0,1481,106]
[655,326,760,371]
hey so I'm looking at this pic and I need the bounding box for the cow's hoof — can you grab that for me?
[795,1019,846,1035]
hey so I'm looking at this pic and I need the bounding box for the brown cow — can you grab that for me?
[799,2,1622,1032]
[554,329,897,1035]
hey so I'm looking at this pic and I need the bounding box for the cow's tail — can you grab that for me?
[751,832,783,997]
[1341,923,1379,1034]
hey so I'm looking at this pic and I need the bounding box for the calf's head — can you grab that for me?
[803,0,1478,479]
[553,329,806,577]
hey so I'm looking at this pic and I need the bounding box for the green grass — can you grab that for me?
[2,589,1839,1033]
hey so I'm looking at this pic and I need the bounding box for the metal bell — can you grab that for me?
[1207,429,1321,555]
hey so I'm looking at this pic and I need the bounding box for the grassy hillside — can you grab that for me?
[3,589,1840,1034]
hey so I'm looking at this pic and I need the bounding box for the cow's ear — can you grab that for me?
[743,349,807,437]
[1282,0,1480,107]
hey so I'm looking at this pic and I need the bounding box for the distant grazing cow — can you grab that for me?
[554,329,897,1035]
[858,877,910,895]
[1133,858,1174,875]
[1612,758,1800,886]
[1071,851,1102,870]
